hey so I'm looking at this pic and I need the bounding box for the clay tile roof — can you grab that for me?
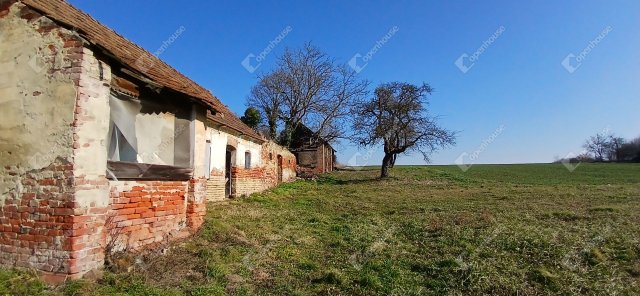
[21,0,263,142]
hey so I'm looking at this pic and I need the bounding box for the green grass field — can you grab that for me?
[3,164,640,295]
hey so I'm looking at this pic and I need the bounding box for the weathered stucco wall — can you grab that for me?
[205,126,262,201]
[0,3,76,201]
[68,39,113,280]
[207,127,262,173]
[0,2,208,282]
[186,108,208,229]
[262,141,297,182]
[231,144,296,197]
[0,1,77,276]
[0,2,111,283]
[204,122,296,200]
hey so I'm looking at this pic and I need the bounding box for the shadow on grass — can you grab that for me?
[335,166,380,171]
[316,174,388,186]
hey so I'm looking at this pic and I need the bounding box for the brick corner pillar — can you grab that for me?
[187,106,208,230]
[186,178,207,230]
[63,45,112,280]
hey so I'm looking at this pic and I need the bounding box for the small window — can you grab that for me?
[269,153,273,160]
[245,151,251,169]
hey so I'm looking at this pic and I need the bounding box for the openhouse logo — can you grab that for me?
[455,26,506,74]
[349,26,399,73]
[241,26,293,73]
[561,26,612,74]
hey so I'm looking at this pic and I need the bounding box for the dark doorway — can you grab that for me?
[225,146,236,198]
[277,155,283,184]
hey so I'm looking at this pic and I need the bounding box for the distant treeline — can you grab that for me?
[556,133,640,163]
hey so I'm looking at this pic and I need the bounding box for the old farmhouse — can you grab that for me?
[291,124,336,177]
[0,0,295,282]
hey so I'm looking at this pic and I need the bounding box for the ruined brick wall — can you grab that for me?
[69,29,112,282]
[266,141,297,182]
[186,178,207,229]
[204,123,297,200]
[186,111,208,229]
[103,115,208,259]
[0,2,109,282]
[106,181,189,253]
[0,2,209,282]
[231,166,271,197]
[232,141,297,197]
[0,159,75,278]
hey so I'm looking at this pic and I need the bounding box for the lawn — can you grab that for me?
[3,164,640,295]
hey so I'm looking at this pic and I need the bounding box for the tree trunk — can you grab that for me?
[389,154,397,168]
[381,153,394,178]
[281,121,294,148]
[268,117,277,140]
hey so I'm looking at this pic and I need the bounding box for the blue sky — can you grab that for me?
[68,0,640,165]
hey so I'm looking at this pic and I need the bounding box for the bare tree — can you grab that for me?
[607,135,626,161]
[248,70,286,139]
[352,82,456,178]
[583,133,610,161]
[277,43,333,146]
[247,43,368,147]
